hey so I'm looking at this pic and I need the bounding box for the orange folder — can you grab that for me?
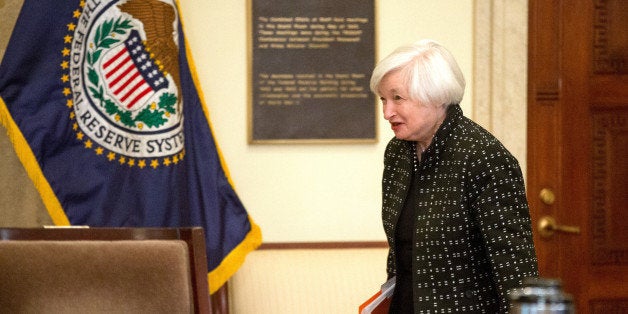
[359,290,391,314]
[358,277,395,314]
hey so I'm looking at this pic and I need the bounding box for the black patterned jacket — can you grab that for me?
[382,104,538,313]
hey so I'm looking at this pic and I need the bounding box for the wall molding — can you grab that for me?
[259,241,388,250]
[473,0,528,171]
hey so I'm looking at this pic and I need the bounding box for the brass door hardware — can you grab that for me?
[538,216,581,238]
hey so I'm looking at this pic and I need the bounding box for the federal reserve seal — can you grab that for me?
[65,0,184,168]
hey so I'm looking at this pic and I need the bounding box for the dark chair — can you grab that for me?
[0,227,211,313]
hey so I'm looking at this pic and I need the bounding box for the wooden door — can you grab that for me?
[527,0,627,312]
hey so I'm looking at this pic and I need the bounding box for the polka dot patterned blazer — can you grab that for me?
[382,104,539,313]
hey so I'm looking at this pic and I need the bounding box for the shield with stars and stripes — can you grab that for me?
[101,29,169,111]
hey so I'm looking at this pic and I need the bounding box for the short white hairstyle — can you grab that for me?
[370,39,465,106]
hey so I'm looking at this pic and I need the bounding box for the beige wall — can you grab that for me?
[1,0,527,312]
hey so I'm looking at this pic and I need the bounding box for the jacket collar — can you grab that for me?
[403,103,463,163]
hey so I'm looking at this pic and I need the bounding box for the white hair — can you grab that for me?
[370,39,465,106]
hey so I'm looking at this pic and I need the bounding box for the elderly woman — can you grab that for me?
[370,39,538,313]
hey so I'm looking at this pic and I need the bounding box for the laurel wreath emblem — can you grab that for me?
[85,17,177,130]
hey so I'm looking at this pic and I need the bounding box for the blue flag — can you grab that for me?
[0,0,262,293]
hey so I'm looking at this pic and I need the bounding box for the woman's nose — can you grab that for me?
[383,105,394,120]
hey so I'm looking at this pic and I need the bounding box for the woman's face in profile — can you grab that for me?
[378,70,446,143]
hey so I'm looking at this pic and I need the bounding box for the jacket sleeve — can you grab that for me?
[467,148,539,313]
[381,138,411,279]
[382,138,397,279]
